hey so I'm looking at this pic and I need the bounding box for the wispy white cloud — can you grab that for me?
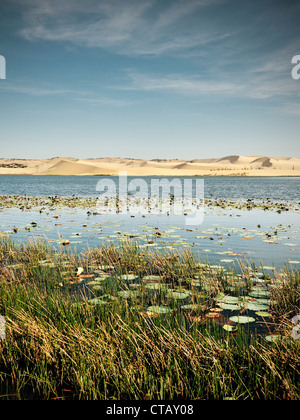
[0,84,85,96]
[279,102,300,116]
[0,82,133,106]
[119,67,299,101]
[13,0,229,56]
[3,1,300,112]
[121,71,243,96]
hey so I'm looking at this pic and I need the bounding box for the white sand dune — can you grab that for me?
[39,159,113,176]
[249,157,272,167]
[0,156,299,176]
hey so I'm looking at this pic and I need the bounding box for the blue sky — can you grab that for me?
[0,0,300,159]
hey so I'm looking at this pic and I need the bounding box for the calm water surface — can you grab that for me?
[0,175,299,201]
[0,176,299,269]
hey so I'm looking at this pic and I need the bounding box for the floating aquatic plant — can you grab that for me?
[87,297,106,305]
[229,316,256,324]
[165,290,191,300]
[144,282,170,291]
[146,305,172,314]
[118,290,141,299]
[223,324,237,332]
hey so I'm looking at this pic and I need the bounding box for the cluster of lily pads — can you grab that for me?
[59,256,289,340]
[1,194,300,214]
[1,236,299,400]
[1,204,299,272]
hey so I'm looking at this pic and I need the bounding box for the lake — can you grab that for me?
[0,175,299,270]
[0,175,300,201]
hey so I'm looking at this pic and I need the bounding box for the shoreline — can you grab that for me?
[1,173,300,177]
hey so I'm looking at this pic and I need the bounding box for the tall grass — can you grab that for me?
[0,238,299,400]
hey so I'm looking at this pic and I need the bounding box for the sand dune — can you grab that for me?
[39,159,114,176]
[217,155,240,164]
[0,155,299,176]
[249,157,272,167]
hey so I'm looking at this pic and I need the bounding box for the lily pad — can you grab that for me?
[249,289,271,298]
[223,324,238,332]
[242,302,269,311]
[88,298,106,306]
[145,283,170,291]
[214,295,240,304]
[99,265,114,271]
[255,311,271,317]
[217,303,241,311]
[118,290,141,299]
[166,290,191,300]
[265,334,283,342]
[89,284,103,291]
[147,305,172,314]
[86,279,105,285]
[229,316,256,324]
[101,294,118,302]
[142,275,163,282]
[206,312,221,318]
[119,274,138,281]
[94,276,110,281]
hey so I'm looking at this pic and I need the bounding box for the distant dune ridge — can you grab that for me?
[0,155,299,176]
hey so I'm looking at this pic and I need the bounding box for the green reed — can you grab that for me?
[0,238,299,400]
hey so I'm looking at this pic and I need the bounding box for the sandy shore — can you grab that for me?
[0,155,299,176]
